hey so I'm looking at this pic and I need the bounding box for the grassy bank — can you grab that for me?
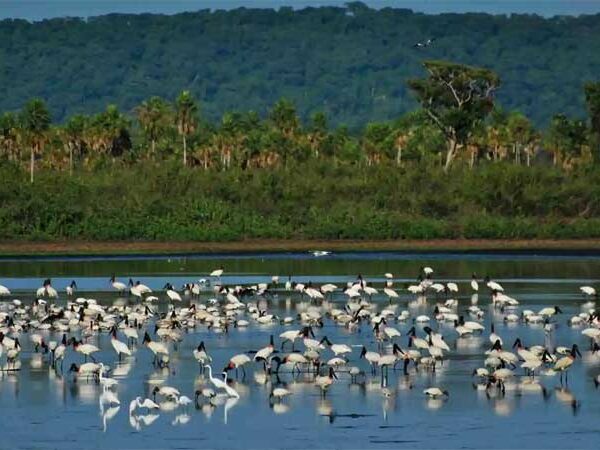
[2,162,600,243]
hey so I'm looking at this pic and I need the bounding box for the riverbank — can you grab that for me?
[2,239,600,257]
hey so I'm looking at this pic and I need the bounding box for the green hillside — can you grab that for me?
[2,3,600,127]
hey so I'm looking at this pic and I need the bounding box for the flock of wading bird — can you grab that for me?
[1,265,600,427]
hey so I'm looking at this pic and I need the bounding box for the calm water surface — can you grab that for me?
[1,252,599,449]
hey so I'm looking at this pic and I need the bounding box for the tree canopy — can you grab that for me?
[1,6,599,128]
[408,60,499,170]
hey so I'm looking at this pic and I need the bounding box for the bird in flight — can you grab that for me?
[414,38,436,48]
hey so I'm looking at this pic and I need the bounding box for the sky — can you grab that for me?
[1,1,600,21]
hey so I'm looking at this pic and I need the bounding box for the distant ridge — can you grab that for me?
[1,5,599,126]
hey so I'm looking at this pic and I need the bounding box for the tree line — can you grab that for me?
[1,61,599,181]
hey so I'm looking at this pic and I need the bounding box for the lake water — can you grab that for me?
[1,251,599,449]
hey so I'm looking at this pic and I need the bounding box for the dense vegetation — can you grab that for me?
[2,3,600,128]
[3,6,600,243]
[3,162,600,241]
[2,62,600,241]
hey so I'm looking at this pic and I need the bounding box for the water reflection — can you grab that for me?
[138,413,160,427]
[102,405,120,432]
[171,413,191,425]
[425,397,445,410]
[223,396,239,424]
[271,402,290,414]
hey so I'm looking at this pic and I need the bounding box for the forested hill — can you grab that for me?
[2,4,600,127]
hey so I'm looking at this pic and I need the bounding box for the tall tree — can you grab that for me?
[363,122,393,166]
[268,99,302,165]
[20,98,51,183]
[268,99,300,138]
[175,91,198,167]
[486,108,509,161]
[307,112,328,158]
[408,61,500,171]
[506,112,536,166]
[136,97,171,160]
[545,114,588,168]
[91,105,132,159]
[584,82,600,158]
[63,114,88,175]
[0,112,20,162]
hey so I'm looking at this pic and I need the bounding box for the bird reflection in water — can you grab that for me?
[554,387,580,416]
[102,405,120,432]
[224,396,239,424]
[271,402,290,414]
[130,413,160,431]
[69,381,99,405]
[112,361,133,378]
[425,398,446,411]
[98,389,120,431]
[317,398,334,422]
[493,399,514,416]
[172,413,191,426]
[29,353,44,370]
[396,375,413,393]
[201,401,216,419]
[381,387,395,420]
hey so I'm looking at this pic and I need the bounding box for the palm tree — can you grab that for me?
[62,114,89,175]
[545,114,588,169]
[363,123,392,166]
[219,112,248,169]
[486,123,509,162]
[240,119,264,169]
[20,98,51,183]
[467,122,487,169]
[90,105,131,159]
[394,130,411,167]
[506,112,535,165]
[268,99,300,138]
[175,91,198,167]
[307,112,328,159]
[0,112,20,162]
[268,99,302,165]
[136,97,171,160]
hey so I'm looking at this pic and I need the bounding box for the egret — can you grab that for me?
[471,274,479,292]
[204,364,240,398]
